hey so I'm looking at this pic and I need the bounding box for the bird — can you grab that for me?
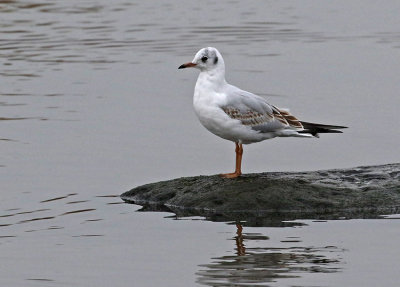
[178,47,347,178]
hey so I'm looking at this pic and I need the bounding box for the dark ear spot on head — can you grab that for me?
[214,56,218,64]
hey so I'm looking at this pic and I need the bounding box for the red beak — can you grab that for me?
[178,62,197,69]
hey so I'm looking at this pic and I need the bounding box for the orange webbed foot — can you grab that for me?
[219,172,241,179]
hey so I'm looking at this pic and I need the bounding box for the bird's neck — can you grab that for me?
[197,68,226,91]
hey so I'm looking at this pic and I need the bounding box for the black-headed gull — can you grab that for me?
[179,47,347,178]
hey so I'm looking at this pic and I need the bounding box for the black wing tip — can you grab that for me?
[329,125,348,129]
[298,121,347,136]
[300,121,348,130]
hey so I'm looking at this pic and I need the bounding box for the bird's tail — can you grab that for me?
[299,121,348,137]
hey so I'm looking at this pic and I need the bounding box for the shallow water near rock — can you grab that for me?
[2,1,400,286]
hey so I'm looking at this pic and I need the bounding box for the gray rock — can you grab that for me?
[121,163,400,222]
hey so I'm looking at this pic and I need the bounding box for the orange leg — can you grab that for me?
[220,142,243,178]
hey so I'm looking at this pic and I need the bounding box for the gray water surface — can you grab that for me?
[1,0,400,286]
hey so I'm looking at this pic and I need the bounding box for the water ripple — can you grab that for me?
[59,208,96,216]
[40,193,77,203]
[18,216,55,224]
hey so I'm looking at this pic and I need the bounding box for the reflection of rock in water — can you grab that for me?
[196,224,341,287]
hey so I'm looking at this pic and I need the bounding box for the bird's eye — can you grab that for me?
[201,56,208,63]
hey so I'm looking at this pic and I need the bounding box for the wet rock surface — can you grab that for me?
[121,164,400,221]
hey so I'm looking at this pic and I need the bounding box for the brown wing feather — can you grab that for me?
[222,107,274,126]
[222,106,303,129]
[273,107,303,129]
[272,109,289,125]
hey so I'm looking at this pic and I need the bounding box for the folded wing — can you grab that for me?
[220,86,347,136]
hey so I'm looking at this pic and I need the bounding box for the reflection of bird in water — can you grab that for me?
[235,222,246,256]
[196,222,342,286]
[179,47,347,178]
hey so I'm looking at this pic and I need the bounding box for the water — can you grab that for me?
[1,0,400,286]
